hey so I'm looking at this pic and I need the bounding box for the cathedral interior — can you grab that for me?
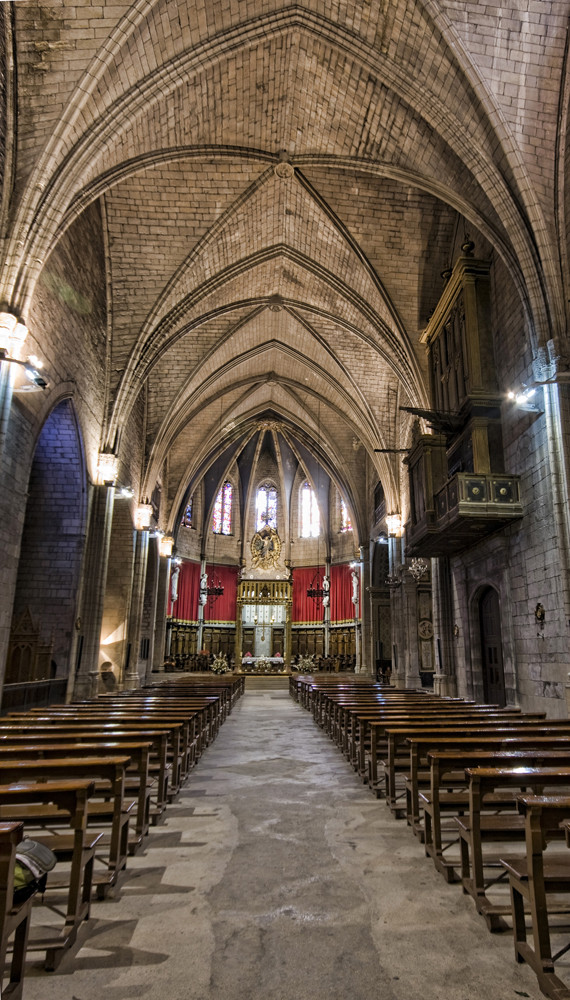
[2,2,570,997]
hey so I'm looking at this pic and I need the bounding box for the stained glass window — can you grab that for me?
[340,498,352,532]
[213,481,233,534]
[300,481,320,538]
[256,484,278,530]
[181,496,193,527]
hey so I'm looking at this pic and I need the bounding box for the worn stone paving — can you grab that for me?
[24,682,545,1000]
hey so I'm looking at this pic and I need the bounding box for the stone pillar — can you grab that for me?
[359,546,373,674]
[72,484,115,700]
[235,605,243,670]
[197,556,206,652]
[323,560,331,657]
[143,538,160,684]
[432,556,458,698]
[402,576,422,689]
[152,554,171,672]
[388,536,406,687]
[123,527,149,689]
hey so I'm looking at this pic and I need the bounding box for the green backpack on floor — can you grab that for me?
[13,839,57,905]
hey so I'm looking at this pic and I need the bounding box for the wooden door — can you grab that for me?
[479,587,506,707]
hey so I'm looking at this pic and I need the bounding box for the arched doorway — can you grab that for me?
[5,400,86,707]
[479,586,506,706]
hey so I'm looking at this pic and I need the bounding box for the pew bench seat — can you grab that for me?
[0,822,35,1000]
[500,795,570,1000]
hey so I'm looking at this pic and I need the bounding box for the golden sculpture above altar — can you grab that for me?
[250,525,281,571]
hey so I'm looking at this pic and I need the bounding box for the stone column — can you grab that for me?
[197,556,206,652]
[152,554,171,672]
[402,576,422,689]
[123,527,149,689]
[359,546,373,674]
[431,556,458,697]
[72,484,116,700]
[388,536,406,687]
[323,560,331,657]
[143,538,160,684]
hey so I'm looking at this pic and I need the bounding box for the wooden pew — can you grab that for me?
[0,822,35,1000]
[0,780,97,970]
[420,736,570,882]
[378,718,552,806]
[0,758,132,898]
[0,740,152,851]
[457,766,570,930]
[0,724,174,821]
[405,736,570,838]
[501,795,570,1000]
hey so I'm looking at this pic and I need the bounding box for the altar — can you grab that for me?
[241,656,286,666]
[240,656,289,674]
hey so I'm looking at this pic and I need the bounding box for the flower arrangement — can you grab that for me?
[211,652,229,675]
[297,653,315,673]
[255,656,271,672]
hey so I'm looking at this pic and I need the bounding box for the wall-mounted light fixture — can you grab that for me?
[159,535,174,558]
[0,346,49,391]
[134,503,153,530]
[0,313,49,391]
[506,385,542,413]
[386,513,403,537]
[97,452,119,486]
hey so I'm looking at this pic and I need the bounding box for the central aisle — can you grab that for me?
[26,683,542,1000]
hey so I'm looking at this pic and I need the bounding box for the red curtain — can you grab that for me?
[169,559,200,622]
[204,564,238,623]
[292,566,325,623]
[331,563,357,622]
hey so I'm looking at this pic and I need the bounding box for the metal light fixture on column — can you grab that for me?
[0,314,50,389]
[159,535,174,558]
[134,502,153,530]
[97,452,119,486]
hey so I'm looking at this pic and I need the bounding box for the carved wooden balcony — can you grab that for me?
[406,471,523,556]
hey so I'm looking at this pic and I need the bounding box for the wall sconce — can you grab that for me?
[134,503,153,530]
[0,346,49,391]
[0,312,28,358]
[386,513,403,537]
[159,535,174,558]
[507,385,542,413]
[97,452,119,486]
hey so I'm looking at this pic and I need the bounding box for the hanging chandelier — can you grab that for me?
[307,571,325,606]
[207,572,224,608]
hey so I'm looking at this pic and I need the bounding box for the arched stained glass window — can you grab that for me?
[300,481,320,538]
[340,498,352,532]
[256,483,278,530]
[181,496,193,527]
[212,481,233,534]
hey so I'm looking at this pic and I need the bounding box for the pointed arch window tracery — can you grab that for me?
[256,483,278,531]
[212,481,233,535]
[300,481,320,538]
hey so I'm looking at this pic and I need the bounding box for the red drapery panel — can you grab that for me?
[331,563,357,622]
[292,566,325,623]
[169,559,200,622]
[204,564,238,623]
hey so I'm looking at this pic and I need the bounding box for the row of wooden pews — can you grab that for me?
[291,674,570,1000]
[0,673,243,996]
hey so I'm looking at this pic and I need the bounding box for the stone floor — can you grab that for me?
[23,680,548,1000]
